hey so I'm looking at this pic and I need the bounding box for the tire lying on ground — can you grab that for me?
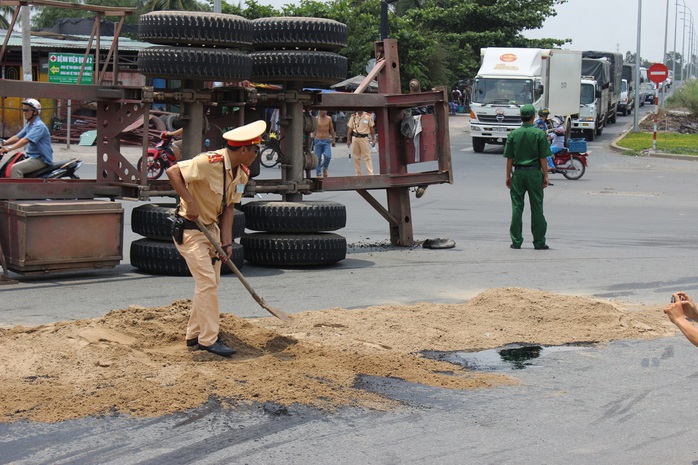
[139,11,253,48]
[241,233,346,266]
[252,17,347,51]
[250,50,347,84]
[138,46,252,81]
[241,200,346,233]
[131,203,245,241]
[130,239,244,276]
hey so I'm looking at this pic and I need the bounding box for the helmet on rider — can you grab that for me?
[554,126,565,135]
[538,108,550,118]
[21,99,42,114]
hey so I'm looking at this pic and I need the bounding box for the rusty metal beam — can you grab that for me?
[0,80,140,101]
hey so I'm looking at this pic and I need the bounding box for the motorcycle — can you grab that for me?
[138,133,181,180]
[0,141,83,179]
[549,148,588,180]
[259,131,283,168]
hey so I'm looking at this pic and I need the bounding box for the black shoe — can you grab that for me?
[510,244,521,249]
[198,340,236,357]
[534,245,550,250]
[187,336,224,347]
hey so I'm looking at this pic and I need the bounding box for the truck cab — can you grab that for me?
[617,78,634,115]
[469,48,581,153]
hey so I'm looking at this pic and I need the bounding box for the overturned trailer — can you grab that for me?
[0,2,452,277]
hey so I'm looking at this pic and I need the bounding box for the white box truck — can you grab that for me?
[571,57,610,141]
[469,48,582,153]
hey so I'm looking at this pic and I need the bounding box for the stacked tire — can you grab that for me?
[130,203,245,275]
[250,17,348,85]
[137,11,253,82]
[241,201,346,266]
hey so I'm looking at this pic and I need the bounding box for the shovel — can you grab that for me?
[195,219,291,321]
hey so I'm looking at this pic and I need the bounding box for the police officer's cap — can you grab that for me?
[520,104,536,119]
[223,120,267,148]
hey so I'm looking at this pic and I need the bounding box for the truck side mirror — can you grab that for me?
[535,84,544,99]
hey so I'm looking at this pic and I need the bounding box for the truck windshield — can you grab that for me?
[471,78,534,105]
[621,81,628,93]
[580,83,595,105]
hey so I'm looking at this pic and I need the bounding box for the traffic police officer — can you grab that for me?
[167,120,266,357]
[504,104,551,250]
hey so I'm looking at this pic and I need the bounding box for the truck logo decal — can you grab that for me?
[495,109,505,122]
[500,53,517,62]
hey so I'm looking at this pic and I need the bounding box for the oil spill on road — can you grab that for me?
[422,343,596,371]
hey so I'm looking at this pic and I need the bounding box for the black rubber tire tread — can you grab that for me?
[241,232,346,266]
[139,11,253,48]
[241,200,346,233]
[130,238,244,276]
[252,17,347,51]
[131,203,245,241]
[472,138,485,153]
[138,46,252,81]
[250,50,347,84]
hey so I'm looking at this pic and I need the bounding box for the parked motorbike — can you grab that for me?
[0,141,83,179]
[549,148,588,180]
[138,133,181,180]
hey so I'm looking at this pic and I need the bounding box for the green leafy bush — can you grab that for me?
[667,79,698,117]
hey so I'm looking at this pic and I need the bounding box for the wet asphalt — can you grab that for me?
[2,102,698,464]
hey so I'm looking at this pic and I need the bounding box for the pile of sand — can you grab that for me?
[0,287,674,423]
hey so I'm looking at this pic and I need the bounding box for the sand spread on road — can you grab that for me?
[0,287,674,423]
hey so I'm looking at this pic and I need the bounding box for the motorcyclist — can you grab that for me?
[534,108,551,132]
[0,99,53,178]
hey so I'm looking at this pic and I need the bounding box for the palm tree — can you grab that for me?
[1,5,17,30]
[143,0,208,12]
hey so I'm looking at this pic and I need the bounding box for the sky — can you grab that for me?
[522,0,697,63]
[248,0,696,64]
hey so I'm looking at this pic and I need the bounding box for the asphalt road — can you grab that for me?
[3,100,698,464]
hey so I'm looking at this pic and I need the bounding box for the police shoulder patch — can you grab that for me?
[207,153,224,164]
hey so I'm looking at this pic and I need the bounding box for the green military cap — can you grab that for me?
[520,104,536,119]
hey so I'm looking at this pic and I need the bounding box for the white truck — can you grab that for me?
[582,51,622,124]
[618,63,636,115]
[571,57,610,141]
[469,48,582,153]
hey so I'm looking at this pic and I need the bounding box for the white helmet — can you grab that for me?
[22,98,41,113]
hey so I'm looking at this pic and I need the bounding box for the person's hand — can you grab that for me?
[505,177,511,189]
[218,243,233,262]
[665,294,689,324]
[161,131,169,140]
[331,141,336,147]
[675,292,698,320]
[543,176,549,188]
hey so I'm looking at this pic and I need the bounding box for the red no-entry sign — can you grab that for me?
[648,63,669,84]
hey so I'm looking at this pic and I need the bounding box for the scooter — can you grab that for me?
[0,141,83,179]
[138,132,180,180]
[549,148,588,180]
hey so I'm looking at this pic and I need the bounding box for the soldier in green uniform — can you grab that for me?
[504,104,551,250]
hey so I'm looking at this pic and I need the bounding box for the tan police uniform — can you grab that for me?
[172,120,265,350]
[348,112,375,175]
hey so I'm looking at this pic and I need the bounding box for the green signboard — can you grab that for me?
[48,53,94,85]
